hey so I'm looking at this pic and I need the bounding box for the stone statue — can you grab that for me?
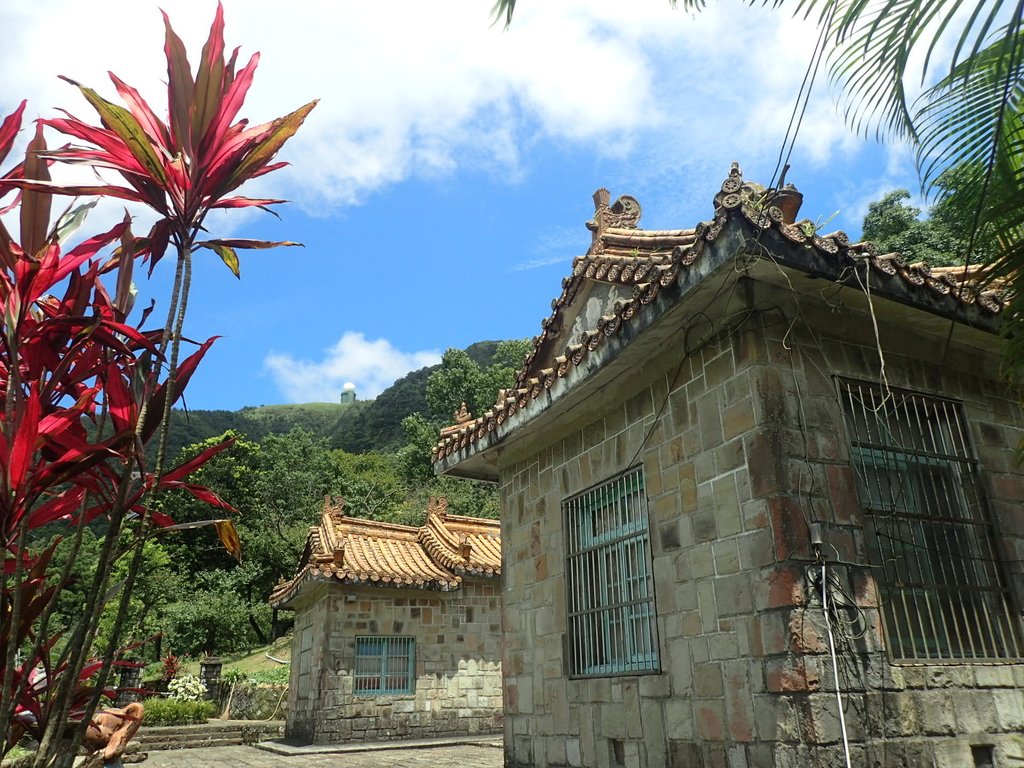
[79,702,145,767]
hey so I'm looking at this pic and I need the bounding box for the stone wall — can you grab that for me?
[498,280,1024,767]
[286,578,502,743]
[221,682,288,721]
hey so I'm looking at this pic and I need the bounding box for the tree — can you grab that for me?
[861,190,962,268]
[160,429,341,646]
[333,450,406,520]
[426,339,532,423]
[494,0,1023,371]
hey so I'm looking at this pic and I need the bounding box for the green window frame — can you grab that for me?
[564,467,659,677]
[353,636,415,695]
[838,378,1023,661]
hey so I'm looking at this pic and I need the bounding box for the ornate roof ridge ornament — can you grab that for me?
[587,188,642,255]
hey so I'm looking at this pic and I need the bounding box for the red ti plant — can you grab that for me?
[160,652,182,684]
[35,1,317,475]
[0,103,236,764]
[1,4,315,765]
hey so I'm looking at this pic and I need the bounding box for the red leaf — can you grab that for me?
[197,51,260,171]
[0,100,27,167]
[6,177,147,204]
[160,436,235,484]
[146,218,171,276]
[150,510,175,528]
[196,238,301,250]
[209,195,285,209]
[108,72,172,150]
[27,487,86,528]
[140,337,219,442]
[162,9,196,156]
[171,483,236,512]
[103,359,136,433]
[8,387,41,492]
[192,2,227,151]
[20,122,52,258]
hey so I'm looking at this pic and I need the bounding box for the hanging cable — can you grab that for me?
[820,559,853,768]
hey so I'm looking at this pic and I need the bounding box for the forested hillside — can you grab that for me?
[46,339,530,660]
[162,340,508,458]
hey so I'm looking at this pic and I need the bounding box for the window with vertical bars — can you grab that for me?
[296,625,314,699]
[564,467,659,677]
[838,379,1023,661]
[354,636,415,694]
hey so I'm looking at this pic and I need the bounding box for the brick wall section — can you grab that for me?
[499,282,1024,767]
[285,578,502,743]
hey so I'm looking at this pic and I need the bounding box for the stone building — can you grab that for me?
[433,165,1024,767]
[270,496,503,743]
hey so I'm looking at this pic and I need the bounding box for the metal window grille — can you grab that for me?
[838,379,1024,661]
[354,636,415,694]
[296,626,313,699]
[564,467,659,677]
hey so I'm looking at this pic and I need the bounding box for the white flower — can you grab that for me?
[168,674,207,702]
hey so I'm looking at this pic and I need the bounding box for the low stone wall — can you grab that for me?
[220,682,288,721]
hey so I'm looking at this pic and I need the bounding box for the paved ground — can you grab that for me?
[143,743,503,767]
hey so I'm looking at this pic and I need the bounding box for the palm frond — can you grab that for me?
[491,0,516,28]
[915,25,1024,188]
[824,0,955,142]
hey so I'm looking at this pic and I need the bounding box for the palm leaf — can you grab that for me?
[915,26,1024,187]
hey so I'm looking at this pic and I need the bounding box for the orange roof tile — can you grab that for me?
[431,163,1008,468]
[270,496,500,608]
[418,497,500,577]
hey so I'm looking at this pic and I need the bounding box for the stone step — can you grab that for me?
[135,721,283,752]
[138,736,243,751]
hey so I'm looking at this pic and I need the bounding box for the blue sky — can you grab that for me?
[2,1,936,410]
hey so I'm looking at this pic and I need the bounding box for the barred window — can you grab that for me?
[839,379,1023,661]
[354,636,415,694]
[564,467,659,677]
[296,625,314,698]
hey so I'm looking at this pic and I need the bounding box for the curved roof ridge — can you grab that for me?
[270,496,499,607]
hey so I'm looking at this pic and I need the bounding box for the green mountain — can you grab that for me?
[162,340,510,458]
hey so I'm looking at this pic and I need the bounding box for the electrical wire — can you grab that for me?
[820,559,853,768]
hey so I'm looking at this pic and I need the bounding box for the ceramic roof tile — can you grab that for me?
[431,163,1009,466]
[269,496,501,607]
[418,497,501,577]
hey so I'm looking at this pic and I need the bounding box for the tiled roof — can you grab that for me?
[419,497,501,577]
[269,496,500,607]
[432,163,1008,465]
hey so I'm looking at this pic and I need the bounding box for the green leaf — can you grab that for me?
[225,100,318,194]
[55,200,97,244]
[211,243,240,278]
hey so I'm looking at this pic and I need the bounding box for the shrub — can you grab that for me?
[246,667,290,685]
[167,675,207,702]
[140,698,215,727]
[161,652,184,683]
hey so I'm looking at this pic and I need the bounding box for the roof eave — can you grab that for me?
[433,212,1006,479]
[434,222,752,479]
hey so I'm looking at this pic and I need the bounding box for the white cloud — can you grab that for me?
[263,332,441,403]
[1,0,876,222]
